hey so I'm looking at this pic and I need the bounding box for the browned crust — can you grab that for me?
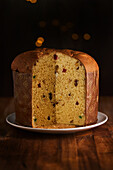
[11,48,99,73]
[13,71,32,126]
[12,48,99,127]
[85,71,99,125]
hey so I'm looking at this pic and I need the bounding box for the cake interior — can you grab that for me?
[32,52,86,127]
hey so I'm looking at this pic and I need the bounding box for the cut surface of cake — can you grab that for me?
[11,48,99,128]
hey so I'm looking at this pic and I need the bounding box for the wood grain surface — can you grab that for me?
[0,97,113,170]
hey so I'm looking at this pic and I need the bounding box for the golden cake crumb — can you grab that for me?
[32,52,85,127]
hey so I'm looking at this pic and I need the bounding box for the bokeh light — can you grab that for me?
[35,37,44,47]
[26,0,37,3]
[83,33,91,40]
[38,37,44,43]
[72,33,79,40]
[35,42,42,47]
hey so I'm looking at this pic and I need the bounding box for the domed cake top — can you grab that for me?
[11,48,99,73]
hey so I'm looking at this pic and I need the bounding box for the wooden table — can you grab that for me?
[0,97,113,170]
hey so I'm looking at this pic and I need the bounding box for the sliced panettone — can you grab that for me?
[11,48,99,128]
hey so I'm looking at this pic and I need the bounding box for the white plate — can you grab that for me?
[6,112,108,134]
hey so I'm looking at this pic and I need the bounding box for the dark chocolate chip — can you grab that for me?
[62,68,67,73]
[55,65,59,73]
[53,103,56,107]
[54,54,58,60]
[42,94,45,98]
[33,75,36,79]
[68,93,71,96]
[70,120,74,123]
[76,67,79,70]
[74,79,78,86]
[76,101,79,105]
[48,116,50,120]
[38,83,41,88]
[49,93,52,100]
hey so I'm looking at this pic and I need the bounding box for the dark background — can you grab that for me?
[1,0,112,96]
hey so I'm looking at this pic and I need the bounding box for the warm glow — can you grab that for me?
[35,37,44,47]
[39,21,46,28]
[83,33,91,40]
[52,19,60,26]
[35,41,42,47]
[26,0,37,3]
[72,33,79,40]
[37,37,44,43]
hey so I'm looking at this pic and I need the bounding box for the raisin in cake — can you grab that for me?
[11,48,99,128]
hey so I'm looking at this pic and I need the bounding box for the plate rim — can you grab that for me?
[6,111,108,132]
